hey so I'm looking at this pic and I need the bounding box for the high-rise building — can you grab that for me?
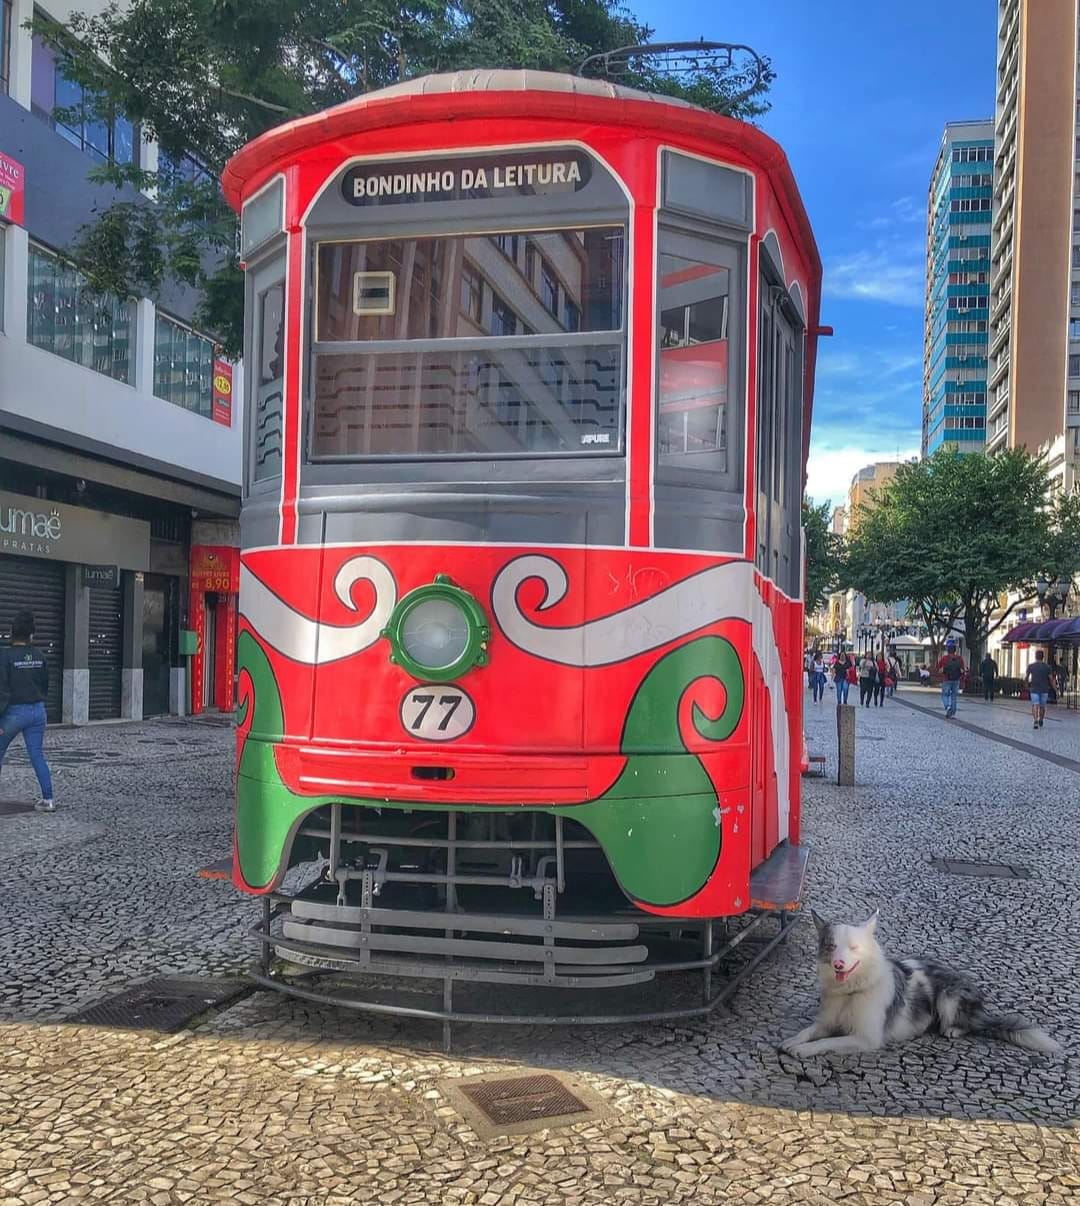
[922,121,994,457]
[988,0,1080,462]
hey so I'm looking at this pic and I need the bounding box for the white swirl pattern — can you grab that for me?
[491,555,791,840]
[239,556,397,665]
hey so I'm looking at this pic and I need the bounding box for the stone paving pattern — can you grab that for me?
[0,697,1077,1205]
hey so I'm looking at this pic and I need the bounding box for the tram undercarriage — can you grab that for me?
[252,804,807,1048]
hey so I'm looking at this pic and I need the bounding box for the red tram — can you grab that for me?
[223,67,822,1029]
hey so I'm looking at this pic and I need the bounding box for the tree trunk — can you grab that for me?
[963,606,986,664]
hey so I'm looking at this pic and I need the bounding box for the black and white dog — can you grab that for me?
[780,910,1061,1058]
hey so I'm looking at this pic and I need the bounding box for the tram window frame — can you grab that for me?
[755,270,805,598]
[653,224,746,494]
[305,223,629,462]
[243,245,287,493]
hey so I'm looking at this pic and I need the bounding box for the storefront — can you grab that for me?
[0,487,150,723]
[188,544,239,714]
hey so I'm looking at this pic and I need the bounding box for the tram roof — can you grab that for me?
[222,69,820,276]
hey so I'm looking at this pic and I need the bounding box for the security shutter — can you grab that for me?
[0,556,67,723]
[88,584,123,720]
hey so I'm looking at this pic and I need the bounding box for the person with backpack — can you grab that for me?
[0,610,55,812]
[935,639,966,719]
[858,653,877,707]
[873,653,891,707]
[886,653,902,697]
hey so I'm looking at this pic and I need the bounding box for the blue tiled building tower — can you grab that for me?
[923,121,995,456]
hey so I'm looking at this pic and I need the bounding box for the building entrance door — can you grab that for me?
[202,594,218,710]
[142,575,173,717]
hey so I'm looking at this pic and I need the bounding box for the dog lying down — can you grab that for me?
[780,910,1061,1058]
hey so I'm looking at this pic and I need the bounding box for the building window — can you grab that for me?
[459,263,482,323]
[1072,282,1080,308]
[488,293,518,337]
[1070,354,1080,377]
[524,241,537,287]
[1,0,12,95]
[26,242,133,382]
[492,233,519,263]
[31,34,137,165]
[1069,391,1080,413]
[1070,319,1080,341]
[153,313,215,417]
[158,149,212,188]
[540,262,559,316]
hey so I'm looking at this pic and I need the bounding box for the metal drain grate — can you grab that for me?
[442,1070,611,1139]
[0,800,36,817]
[68,978,249,1032]
[931,857,1032,880]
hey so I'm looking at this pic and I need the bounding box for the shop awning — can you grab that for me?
[1048,616,1080,641]
[1002,621,1037,643]
[1030,619,1071,641]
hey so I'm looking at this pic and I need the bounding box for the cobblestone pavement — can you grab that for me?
[0,701,1077,1205]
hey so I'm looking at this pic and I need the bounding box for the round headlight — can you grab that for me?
[382,575,490,682]
[400,597,470,669]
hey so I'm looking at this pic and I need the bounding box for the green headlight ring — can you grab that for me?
[381,574,491,682]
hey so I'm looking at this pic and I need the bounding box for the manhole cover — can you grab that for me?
[0,800,35,817]
[931,857,1032,880]
[441,1070,611,1139]
[68,978,249,1032]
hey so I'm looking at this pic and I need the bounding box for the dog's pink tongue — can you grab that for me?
[835,968,849,982]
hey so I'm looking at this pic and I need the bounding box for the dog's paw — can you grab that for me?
[779,1038,808,1057]
[941,1026,966,1039]
[784,1043,817,1059]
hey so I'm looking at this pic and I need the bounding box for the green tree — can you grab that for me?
[843,449,1080,660]
[802,497,844,616]
[34,2,774,355]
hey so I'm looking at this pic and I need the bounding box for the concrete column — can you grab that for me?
[134,298,156,396]
[169,667,187,717]
[2,224,28,343]
[9,0,34,110]
[62,565,89,726]
[836,704,855,787]
[121,571,144,720]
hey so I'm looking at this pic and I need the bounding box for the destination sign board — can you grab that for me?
[341,150,592,207]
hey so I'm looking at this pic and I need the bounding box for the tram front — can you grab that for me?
[226,69,819,1022]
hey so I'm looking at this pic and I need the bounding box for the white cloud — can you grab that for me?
[805,442,920,513]
[824,250,924,308]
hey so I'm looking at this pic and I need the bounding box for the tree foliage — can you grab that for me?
[802,497,844,616]
[843,449,1080,658]
[34,1,774,355]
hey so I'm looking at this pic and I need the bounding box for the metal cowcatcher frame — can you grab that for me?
[249,805,807,1051]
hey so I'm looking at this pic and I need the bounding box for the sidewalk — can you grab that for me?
[1,709,1077,1205]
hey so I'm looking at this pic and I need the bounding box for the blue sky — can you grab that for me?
[633,0,998,509]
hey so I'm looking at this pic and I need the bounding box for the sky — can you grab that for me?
[632,0,999,510]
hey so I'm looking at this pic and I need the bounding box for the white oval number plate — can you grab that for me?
[400,685,475,741]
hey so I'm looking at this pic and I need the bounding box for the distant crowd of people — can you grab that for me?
[804,649,901,708]
[805,640,1069,732]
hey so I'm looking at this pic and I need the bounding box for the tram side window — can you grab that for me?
[310,227,626,458]
[252,280,285,481]
[656,233,738,480]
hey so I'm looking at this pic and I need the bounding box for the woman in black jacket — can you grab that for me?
[0,610,55,812]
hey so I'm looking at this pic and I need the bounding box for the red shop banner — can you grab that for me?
[212,359,234,427]
[0,152,26,226]
[190,545,240,594]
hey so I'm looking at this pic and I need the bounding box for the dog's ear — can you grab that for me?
[810,909,828,936]
[863,909,880,935]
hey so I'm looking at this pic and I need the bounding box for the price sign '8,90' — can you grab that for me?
[399,685,475,741]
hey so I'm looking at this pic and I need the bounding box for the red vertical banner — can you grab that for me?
[216,596,237,710]
[212,360,234,427]
[189,592,206,716]
[0,152,25,226]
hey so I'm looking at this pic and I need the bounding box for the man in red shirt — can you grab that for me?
[936,639,966,718]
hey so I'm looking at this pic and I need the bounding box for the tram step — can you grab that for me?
[749,841,808,913]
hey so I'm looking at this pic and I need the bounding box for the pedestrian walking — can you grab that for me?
[886,653,902,697]
[935,639,966,719]
[811,652,826,703]
[979,652,998,702]
[0,610,55,812]
[918,664,931,687]
[873,653,889,707]
[859,653,877,707]
[833,652,854,705]
[1024,650,1056,730]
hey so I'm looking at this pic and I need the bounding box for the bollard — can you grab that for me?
[836,703,855,786]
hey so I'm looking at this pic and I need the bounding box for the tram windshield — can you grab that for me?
[310,226,625,458]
